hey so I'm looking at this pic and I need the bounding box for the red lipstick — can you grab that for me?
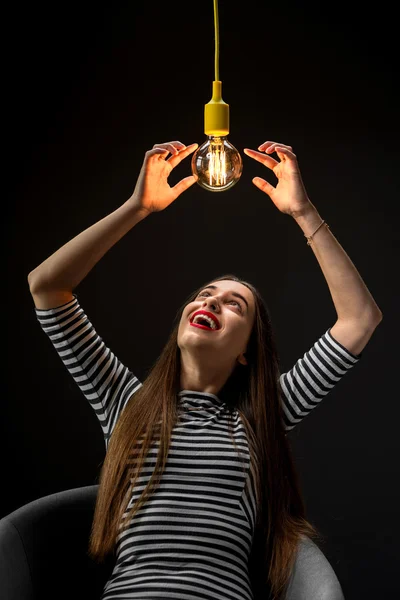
[190,310,221,330]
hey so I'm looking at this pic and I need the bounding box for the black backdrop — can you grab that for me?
[5,1,399,597]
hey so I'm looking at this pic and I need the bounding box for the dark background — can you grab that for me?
[5,0,399,597]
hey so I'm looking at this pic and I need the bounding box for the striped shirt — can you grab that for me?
[34,294,361,600]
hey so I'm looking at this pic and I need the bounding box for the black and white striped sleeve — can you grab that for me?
[279,327,362,432]
[34,294,142,447]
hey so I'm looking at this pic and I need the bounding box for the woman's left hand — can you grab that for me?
[243,141,313,217]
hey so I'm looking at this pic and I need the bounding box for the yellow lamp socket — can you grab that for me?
[204,81,229,136]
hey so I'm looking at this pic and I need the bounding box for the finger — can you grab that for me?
[153,142,179,154]
[274,146,297,162]
[152,141,186,156]
[252,176,276,197]
[168,141,187,151]
[258,141,293,153]
[168,143,199,169]
[243,148,278,170]
[146,147,170,160]
[171,175,197,197]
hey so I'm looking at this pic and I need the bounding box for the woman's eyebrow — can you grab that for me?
[202,285,249,310]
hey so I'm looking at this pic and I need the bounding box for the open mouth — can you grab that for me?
[190,320,217,331]
[189,311,220,331]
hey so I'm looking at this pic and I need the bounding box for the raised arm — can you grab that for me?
[279,326,362,432]
[244,140,383,355]
[34,294,143,446]
[29,141,198,445]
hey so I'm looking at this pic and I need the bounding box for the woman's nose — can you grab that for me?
[203,298,219,312]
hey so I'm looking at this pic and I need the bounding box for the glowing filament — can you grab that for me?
[209,142,226,186]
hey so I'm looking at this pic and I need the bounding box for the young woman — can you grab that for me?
[28,140,382,600]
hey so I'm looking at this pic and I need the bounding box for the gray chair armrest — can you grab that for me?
[0,485,114,600]
[285,535,345,600]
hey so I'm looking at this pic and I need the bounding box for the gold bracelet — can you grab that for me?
[305,220,329,245]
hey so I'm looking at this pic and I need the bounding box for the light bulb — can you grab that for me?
[191,136,243,192]
[192,80,242,192]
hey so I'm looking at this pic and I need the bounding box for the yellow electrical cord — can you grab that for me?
[204,0,229,135]
[214,0,219,81]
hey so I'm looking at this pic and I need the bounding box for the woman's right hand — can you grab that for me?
[128,141,198,215]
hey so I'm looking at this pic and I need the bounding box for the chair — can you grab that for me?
[0,485,345,600]
[0,485,114,600]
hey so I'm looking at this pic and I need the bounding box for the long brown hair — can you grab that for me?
[88,274,324,599]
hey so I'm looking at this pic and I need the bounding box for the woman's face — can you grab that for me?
[177,280,256,366]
